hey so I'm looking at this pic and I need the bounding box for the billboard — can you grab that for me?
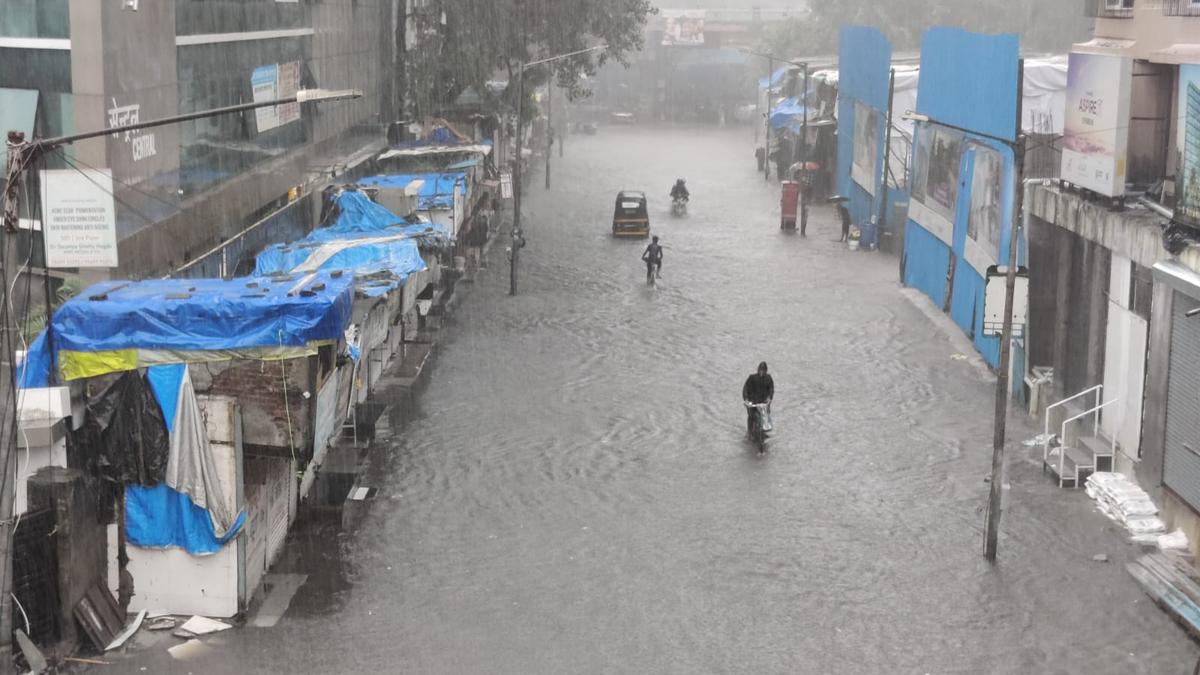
[1060,52,1132,197]
[912,126,963,222]
[851,101,880,195]
[661,10,705,47]
[968,146,1003,262]
[1176,65,1200,227]
[252,62,303,134]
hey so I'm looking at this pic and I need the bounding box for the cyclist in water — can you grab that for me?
[742,361,774,436]
[642,235,663,283]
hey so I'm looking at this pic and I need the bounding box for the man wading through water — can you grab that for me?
[642,235,663,284]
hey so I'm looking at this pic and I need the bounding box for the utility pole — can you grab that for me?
[984,60,1026,563]
[511,65,526,296]
[509,44,605,296]
[765,56,773,182]
[545,81,553,190]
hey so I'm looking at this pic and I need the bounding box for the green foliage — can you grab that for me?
[417,0,656,113]
[21,276,85,344]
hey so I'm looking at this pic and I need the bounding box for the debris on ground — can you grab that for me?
[1158,529,1190,553]
[105,609,147,651]
[1085,472,1166,543]
[177,615,232,636]
[146,616,177,631]
[1022,433,1055,447]
[167,640,214,661]
[1128,553,1200,639]
[15,629,47,673]
[1092,553,1109,563]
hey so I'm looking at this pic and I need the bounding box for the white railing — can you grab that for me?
[1055,399,1118,483]
[1042,384,1103,465]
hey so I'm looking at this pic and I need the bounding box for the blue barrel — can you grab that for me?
[858,220,879,250]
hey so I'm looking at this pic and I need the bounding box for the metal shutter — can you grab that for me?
[1163,291,1200,509]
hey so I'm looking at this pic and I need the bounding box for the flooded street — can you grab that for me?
[105,126,1197,674]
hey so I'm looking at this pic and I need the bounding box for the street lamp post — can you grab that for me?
[509,44,606,296]
[0,88,360,672]
[904,65,1026,563]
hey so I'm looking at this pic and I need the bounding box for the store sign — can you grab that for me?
[500,172,513,199]
[661,10,705,47]
[107,99,157,162]
[1060,52,1132,197]
[39,169,119,268]
[1176,64,1200,227]
[252,62,302,134]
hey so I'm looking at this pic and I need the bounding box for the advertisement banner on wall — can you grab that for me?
[1060,52,1132,197]
[40,169,119,268]
[1176,64,1200,227]
[252,65,281,133]
[968,146,1003,263]
[661,10,705,47]
[851,101,881,195]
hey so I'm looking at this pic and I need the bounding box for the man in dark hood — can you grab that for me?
[742,361,774,435]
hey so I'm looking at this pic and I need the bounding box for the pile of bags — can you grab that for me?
[1085,472,1168,545]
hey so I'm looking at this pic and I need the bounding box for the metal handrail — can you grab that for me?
[1043,384,1102,464]
[1057,399,1119,483]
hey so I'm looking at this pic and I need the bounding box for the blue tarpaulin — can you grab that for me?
[126,484,242,555]
[759,66,790,90]
[358,172,468,210]
[255,236,427,298]
[312,190,447,241]
[51,273,354,355]
[769,98,815,131]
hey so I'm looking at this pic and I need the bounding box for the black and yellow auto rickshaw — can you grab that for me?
[612,191,650,238]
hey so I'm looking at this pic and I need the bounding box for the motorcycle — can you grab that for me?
[671,197,688,217]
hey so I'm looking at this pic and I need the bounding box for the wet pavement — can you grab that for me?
[94,126,1198,674]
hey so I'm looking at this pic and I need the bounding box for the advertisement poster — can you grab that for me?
[252,64,280,133]
[925,127,963,221]
[277,61,302,126]
[852,101,880,195]
[662,10,705,47]
[1060,52,1132,197]
[1176,64,1200,227]
[968,146,1003,262]
[40,169,119,268]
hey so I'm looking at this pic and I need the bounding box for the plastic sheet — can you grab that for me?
[358,172,469,210]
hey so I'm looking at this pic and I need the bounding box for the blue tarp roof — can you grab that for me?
[769,98,816,130]
[759,66,790,90]
[357,172,469,210]
[255,189,436,297]
[54,273,354,354]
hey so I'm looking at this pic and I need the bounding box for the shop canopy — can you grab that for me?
[20,272,355,385]
[769,98,817,130]
[358,172,469,210]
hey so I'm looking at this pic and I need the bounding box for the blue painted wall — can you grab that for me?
[837,27,893,237]
[904,27,1022,369]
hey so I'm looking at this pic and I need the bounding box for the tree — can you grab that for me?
[417,0,656,115]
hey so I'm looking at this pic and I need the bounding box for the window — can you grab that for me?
[1129,262,1153,321]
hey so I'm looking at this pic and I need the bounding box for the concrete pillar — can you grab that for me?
[1140,282,1174,494]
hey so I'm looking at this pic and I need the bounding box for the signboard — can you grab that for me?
[1060,52,1132,197]
[39,169,119,268]
[1176,64,1200,227]
[251,62,302,134]
[967,146,1003,263]
[500,172,513,199]
[252,65,280,133]
[851,101,880,195]
[661,10,705,47]
[983,266,1029,338]
[912,125,963,222]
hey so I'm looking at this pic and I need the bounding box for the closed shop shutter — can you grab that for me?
[1163,291,1200,509]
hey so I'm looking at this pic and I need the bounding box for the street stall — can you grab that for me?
[18,273,355,617]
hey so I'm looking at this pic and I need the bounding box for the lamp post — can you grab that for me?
[741,49,809,183]
[0,88,360,672]
[904,83,1026,565]
[509,44,606,296]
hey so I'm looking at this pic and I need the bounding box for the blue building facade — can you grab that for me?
[902,28,1023,368]
[836,27,893,245]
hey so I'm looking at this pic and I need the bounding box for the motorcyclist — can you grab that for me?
[742,361,774,436]
[642,235,663,282]
[670,179,690,203]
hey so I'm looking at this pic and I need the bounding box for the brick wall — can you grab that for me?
[192,357,317,457]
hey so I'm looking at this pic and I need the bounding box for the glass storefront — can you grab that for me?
[0,0,68,39]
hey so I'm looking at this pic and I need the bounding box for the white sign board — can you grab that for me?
[1060,52,1132,197]
[40,169,119,268]
[252,65,280,133]
[500,172,513,199]
[983,266,1029,338]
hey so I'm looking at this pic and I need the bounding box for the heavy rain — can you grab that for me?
[2,1,1200,674]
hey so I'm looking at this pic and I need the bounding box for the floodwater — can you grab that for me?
[97,126,1198,674]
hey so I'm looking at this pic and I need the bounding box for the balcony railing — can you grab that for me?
[1085,0,1135,17]
[1161,0,1200,16]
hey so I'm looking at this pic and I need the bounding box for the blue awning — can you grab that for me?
[758,66,789,90]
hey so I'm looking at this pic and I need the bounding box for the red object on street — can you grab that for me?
[780,180,800,230]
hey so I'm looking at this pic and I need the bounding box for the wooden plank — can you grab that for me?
[1128,558,1200,640]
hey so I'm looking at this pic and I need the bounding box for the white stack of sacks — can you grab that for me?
[1085,472,1166,544]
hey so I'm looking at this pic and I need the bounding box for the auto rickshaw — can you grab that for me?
[612,191,650,238]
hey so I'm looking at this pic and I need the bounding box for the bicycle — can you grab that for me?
[645,260,660,286]
[745,401,770,454]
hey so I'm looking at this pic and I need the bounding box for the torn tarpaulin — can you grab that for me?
[74,371,170,486]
